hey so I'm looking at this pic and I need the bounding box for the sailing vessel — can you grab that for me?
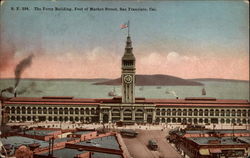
[108,87,117,96]
[202,87,206,95]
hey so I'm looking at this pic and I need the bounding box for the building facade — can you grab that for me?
[1,35,250,126]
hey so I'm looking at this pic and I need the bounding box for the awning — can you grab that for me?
[199,149,210,155]
[209,148,222,153]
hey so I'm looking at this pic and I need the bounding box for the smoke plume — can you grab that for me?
[14,54,34,88]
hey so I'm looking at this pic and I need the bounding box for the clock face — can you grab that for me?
[124,75,132,83]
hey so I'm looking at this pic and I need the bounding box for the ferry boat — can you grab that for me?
[108,87,117,96]
[202,87,206,95]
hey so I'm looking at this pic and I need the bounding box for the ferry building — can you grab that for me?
[1,35,250,126]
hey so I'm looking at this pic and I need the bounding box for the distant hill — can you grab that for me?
[190,78,249,83]
[94,74,203,86]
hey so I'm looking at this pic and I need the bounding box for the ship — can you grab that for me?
[202,87,206,95]
[108,87,117,96]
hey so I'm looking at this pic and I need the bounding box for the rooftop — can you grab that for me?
[0,136,48,148]
[188,137,247,145]
[3,96,249,107]
[38,148,122,158]
[74,131,94,135]
[76,135,120,150]
[22,130,58,136]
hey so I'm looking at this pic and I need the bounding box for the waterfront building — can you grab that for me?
[1,35,250,126]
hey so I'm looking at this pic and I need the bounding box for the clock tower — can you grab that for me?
[121,35,136,103]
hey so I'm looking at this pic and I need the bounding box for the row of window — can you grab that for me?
[6,107,98,115]
[9,115,98,122]
[156,109,250,117]
[8,115,250,124]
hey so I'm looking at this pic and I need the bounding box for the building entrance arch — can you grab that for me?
[103,114,109,123]
[147,114,152,123]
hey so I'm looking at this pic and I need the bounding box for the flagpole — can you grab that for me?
[128,20,130,36]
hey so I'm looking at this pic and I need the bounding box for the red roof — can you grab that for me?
[2,97,250,107]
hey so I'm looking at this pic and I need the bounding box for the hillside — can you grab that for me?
[190,78,249,83]
[94,74,203,86]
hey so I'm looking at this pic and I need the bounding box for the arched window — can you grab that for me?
[177,118,181,123]
[86,108,90,115]
[75,108,79,115]
[215,109,219,116]
[64,108,68,114]
[48,116,52,121]
[59,108,63,114]
[242,110,246,116]
[17,107,21,114]
[221,110,225,116]
[48,108,52,114]
[91,108,95,114]
[32,107,37,114]
[43,107,47,114]
[21,107,26,114]
[204,109,209,116]
[156,109,160,115]
[199,109,203,116]
[5,107,10,113]
[177,109,182,116]
[194,109,198,116]
[172,118,176,123]
[172,109,176,116]
[54,108,58,114]
[167,109,171,115]
[226,110,230,116]
[75,117,79,122]
[232,110,236,117]
[199,118,203,123]
[38,107,42,114]
[237,110,241,117]
[27,107,31,114]
[80,108,84,114]
[188,109,192,116]
[11,107,15,114]
[220,119,225,124]
[162,118,165,123]
[70,108,74,115]
[135,109,143,117]
[161,109,166,115]
[237,119,241,124]
[210,109,214,116]
[183,109,187,116]
[27,116,31,121]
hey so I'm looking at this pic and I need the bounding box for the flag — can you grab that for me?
[120,23,128,29]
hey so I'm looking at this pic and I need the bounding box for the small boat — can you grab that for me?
[165,90,170,94]
[202,87,206,95]
[156,86,161,89]
[139,87,144,91]
[108,87,117,96]
[28,142,41,149]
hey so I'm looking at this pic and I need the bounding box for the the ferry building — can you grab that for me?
[1,35,250,126]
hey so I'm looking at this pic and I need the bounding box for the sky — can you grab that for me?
[0,0,249,80]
